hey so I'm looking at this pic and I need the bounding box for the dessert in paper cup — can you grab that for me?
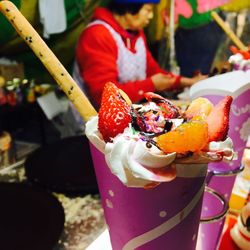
[229,45,250,72]
[86,83,236,250]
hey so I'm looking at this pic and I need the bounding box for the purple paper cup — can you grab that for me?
[185,72,250,249]
[90,143,208,250]
[196,88,250,196]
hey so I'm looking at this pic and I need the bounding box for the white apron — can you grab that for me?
[71,20,147,128]
[73,19,147,87]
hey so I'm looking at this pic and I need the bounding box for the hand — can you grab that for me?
[193,73,208,83]
[151,73,177,91]
[181,73,208,87]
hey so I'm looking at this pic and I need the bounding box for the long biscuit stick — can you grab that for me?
[0,0,97,121]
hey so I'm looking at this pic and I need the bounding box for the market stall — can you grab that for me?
[0,1,249,250]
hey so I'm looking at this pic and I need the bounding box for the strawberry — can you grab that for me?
[144,92,181,119]
[241,51,250,60]
[230,46,239,55]
[98,82,132,142]
[206,96,233,142]
[230,45,250,59]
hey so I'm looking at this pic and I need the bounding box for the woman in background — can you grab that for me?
[74,0,206,108]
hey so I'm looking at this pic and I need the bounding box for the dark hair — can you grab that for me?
[107,2,144,15]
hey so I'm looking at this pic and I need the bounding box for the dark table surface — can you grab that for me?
[0,163,106,250]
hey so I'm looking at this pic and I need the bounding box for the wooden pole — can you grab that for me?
[211,11,248,51]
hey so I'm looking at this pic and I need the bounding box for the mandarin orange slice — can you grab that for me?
[185,97,213,120]
[157,120,209,153]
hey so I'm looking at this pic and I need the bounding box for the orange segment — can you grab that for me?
[185,97,213,119]
[157,120,209,153]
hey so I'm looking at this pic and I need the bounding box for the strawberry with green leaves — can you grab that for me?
[98,82,132,142]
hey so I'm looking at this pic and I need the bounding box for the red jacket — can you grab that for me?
[76,7,175,107]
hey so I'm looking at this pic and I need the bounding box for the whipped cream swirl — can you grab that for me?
[86,117,177,187]
[229,53,250,71]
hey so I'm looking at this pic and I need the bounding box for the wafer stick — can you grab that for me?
[211,11,248,51]
[0,0,97,121]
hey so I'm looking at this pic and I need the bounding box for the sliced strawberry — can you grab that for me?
[206,96,233,142]
[144,92,181,119]
[230,46,239,55]
[144,92,165,101]
[131,107,146,132]
[98,82,132,142]
[230,45,250,59]
[241,51,250,60]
